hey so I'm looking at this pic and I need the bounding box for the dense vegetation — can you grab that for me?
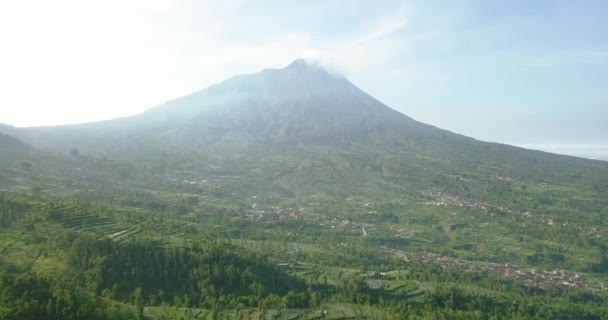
[1,161,607,319]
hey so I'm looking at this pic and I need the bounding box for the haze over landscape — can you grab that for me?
[1,0,607,159]
[1,1,608,320]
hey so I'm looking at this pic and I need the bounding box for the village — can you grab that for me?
[240,207,304,222]
[382,248,605,293]
[421,191,493,211]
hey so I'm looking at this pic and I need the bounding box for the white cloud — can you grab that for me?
[297,6,415,75]
[2,0,602,150]
[0,1,422,127]
[350,7,410,45]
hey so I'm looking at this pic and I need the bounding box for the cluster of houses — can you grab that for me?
[421,191,536,220]
[437,172,475,183]
[577,226,602,239]
[491,175,518,183]
[319,218,365,233]
[491,265,585,291]
[241,207,304,222]
[489,175,553,189]
[421,191,492,210]
[422,191,595,237]
[399,251,599,292]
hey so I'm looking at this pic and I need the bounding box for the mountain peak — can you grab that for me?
[281,58,343,79]
[285,58,316,70]
[282,58,334,76]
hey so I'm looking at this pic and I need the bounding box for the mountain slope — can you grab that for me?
[1,59,465,155]
[1,59,607,196]
[0,131,30,154]
[1,58,608,290]
[3,60,608,320]
[143,59,442,139]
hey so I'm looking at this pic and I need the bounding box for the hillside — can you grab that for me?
[1,59,608,319]
[1,59,448,152]
[3,59,607,190]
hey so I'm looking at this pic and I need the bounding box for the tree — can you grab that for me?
[30,185,42,197]
[131,287,144,319]
[111,283,120,300]
[18,160,32,171]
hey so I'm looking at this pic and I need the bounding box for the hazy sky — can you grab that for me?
[0,0,606,145]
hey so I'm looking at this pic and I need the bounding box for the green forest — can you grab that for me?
[1,150,607,320]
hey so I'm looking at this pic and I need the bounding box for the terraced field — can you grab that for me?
[144,303,395,320]
[31,203,144,242]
